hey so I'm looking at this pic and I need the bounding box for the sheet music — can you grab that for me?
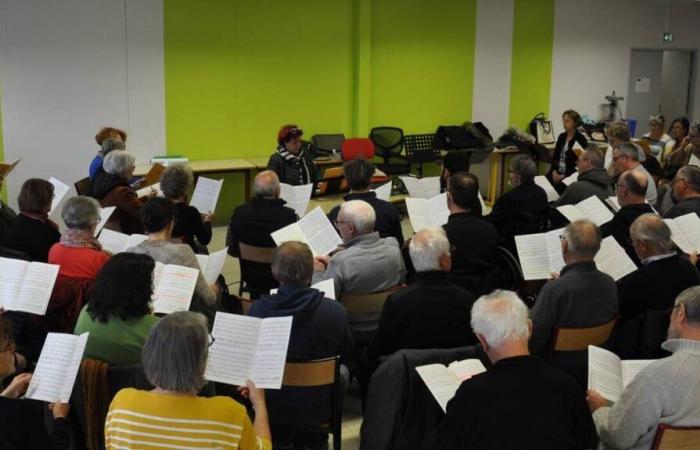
[595,237,638,281]
[251,317,293,389]
[190,177,223,214]
[575,196,614,226]
[621,360,654,387]
[26,332,88,403]
[270,278,336,300]
[689,153,700,167]
[10,262,59,315]
[545,229,566,272]
[606,197,621,212]
[271,223,307,248]
[94,207,116,237]
[588,345,624,402]
[672,213,700,253]
[562,172,579,186]
[279,183,313,218]
[98,229,148,254]
[195,248,228,286]
[447,359,487,383]
[0,257,27,308]
[48,177,70,215]
[400,176,440,199]
[152,263,198,314]
[406,193,449,232]
[556,205,586,223]
[297,207,342,257]
[534,176,560,202]
[416,364,460,412]
[515,228,565,280]
[373,181,392,202]
[136,182,162,198]
[430,193,450,227]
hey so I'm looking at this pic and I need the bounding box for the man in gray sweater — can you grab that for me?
[554,147,612,207]
[588,285,700,450]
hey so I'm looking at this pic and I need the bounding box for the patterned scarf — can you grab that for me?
[277,144,309,185]
[60,228,103,251]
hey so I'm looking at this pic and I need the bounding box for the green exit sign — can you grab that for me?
[663,32,673,43]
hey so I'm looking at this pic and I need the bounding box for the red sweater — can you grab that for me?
[48,244,110,279]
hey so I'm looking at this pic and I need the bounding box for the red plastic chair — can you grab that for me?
[341,138,375,161]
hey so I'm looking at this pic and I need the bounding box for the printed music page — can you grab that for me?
[190,177,224,214]
[152,263,198,314]
[26,332,88,403]
[280,183,313,218]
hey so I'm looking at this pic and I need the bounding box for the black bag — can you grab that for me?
[528,113,555,144]
[435,125,480,150]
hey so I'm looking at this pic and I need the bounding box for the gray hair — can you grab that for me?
[583,147,605,169]
[61,196,101,230]
[675,286,700,325]
[100,138,126,156]
[160,163,193,200]
[103,150,135,177]
[409,227,450,272]
[606,121,631,142]
[339,200,375,235]
[471,290,530,348]
[649,114,665,126]
[677,165,700,193]
[563,219,601,259]
[271,241,313,287]
[253,170,280,199]
[630,213,674,254]
[510,155,537,184]
[617,143,641,162]
[142,311,209,393]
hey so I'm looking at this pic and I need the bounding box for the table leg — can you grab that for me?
[244,170,251,201]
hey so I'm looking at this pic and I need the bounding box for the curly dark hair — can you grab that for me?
[141,197,175,233]
[88,253,155,323]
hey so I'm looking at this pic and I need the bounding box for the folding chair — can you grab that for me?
[651,424,700,450]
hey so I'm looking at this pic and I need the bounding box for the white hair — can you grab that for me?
[339,200,376,234]
[103,150,135,177]
[409,227,450,272]
[470,290,530,347]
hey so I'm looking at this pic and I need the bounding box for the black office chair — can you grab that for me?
[369,127,410,175]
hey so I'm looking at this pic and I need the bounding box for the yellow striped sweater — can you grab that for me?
[105,388,272,450]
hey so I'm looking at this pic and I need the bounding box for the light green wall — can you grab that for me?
[509,0,555,129]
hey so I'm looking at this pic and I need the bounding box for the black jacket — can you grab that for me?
[267,149,320,186]
[328,191,403,246]
[486,181,548,249]
[0,201,17,241]
[664,196,700,219]
[434,355,597,450]
[550,130,588,176]
[2,214,60,262]
[600,203,655,266]
[554,168,612,206]
[368,271,476,361]
[226,197,297,256]
[0,397,69,450]
[442,212,499,295]
[172,202,212,253]
[248,285,352,427]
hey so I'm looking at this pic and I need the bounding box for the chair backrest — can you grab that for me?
[238,242,275,264]
[403,133,441,163]
[312,134,346,154]
[341,287,401,314]
[494,246,524,291]
[317,166,348,195]
[551,316,619,352]
[282,356,338,387]
[237,243,276,299]
[652,424,700,450]
[47,275,94,333]
[369,127,404,158]
[341,138,374,161]
[75,177,92,196]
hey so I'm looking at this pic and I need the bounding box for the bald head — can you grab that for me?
[253,170,280,199]
[338,200,376,237]
[618,169,647,206]
[630,214,674,255]
[271,241,314,287]
[563,219,601,260]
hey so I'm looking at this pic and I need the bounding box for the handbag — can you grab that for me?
[528,113,555,145]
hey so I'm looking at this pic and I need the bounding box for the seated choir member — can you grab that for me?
[127,197,219,321]
[440,150,472,202]
[610,143,658,206]
[434,290,597,450]
[662,118,693,181]
[160,163,213,253]
[89,126,127,178]
[267,124,319,186]
[368,227,476,360]
[105,311,272,450]
[485,154,548,249]
[601,169,654,265]
[0,173,17,240]
[0,316,70,450]
[530,220,618,386]
[248,241,352,450]
[664,165,700,219]
[554,147,612,206]
[588,286,700,450]
[327,157,403,246]
[642,114,675,161]
[48,196,109,280]
[74,253,160,365]
[547,109,588,190]
[444,172,499,295]
[615,214,700,358]
[2,178,60,261]
[88,150,150,234]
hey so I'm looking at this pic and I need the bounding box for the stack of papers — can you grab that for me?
[271,207,342,257]
[405,193,450,232]
[279,183,313,218]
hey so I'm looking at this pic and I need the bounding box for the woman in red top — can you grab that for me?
[48,196,109,279]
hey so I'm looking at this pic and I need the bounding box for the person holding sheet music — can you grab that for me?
[161,163,213,253]
[2,178,60,262]
[88,150,153,234]
[48,196,109,280]
[248,242,351,449]
[547,110,588,190]
[73,253,160,365]
[0,316,70,450]
[530,220,618,386]
[614,215,700,359]
[267,124,319,186]
[611,143,658,206]
[588,286,700,450]
[105,311,272,450]
[554,148,612,207]
[128,198,219,321]
[434,290,596,450]
[485,155,548,252]
[664,165,700,219]
[440,150,471,199]
[327,157,404,246]
[89,126,127,178]
[601,170,655,266]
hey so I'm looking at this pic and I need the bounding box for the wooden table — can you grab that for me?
[246,155,346,170]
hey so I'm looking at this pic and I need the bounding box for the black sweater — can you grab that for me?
[434,355,597,450]
[600,203,655,266]
[171,202,212,253]
[2,214,60,262]
[0,397,69,450]
[550,130,588,176]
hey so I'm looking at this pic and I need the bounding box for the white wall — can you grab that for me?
[0,0,164,208]
[549,0,700,135]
